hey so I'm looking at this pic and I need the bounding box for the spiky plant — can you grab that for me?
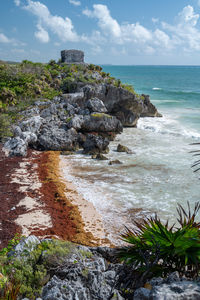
[190,143,200,174]
[118,202,200,278]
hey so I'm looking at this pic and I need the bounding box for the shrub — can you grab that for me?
[121,84,135,94]
[0,114,13,141]
[118,202,200,279]
[0,237,75,299]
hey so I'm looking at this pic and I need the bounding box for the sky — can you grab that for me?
[1,0,200,65]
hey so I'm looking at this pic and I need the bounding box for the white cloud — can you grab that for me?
[14,0,20,6]
[152,17,159,24]
[83,4,172,53]
[83,4,200,56]
[69,0,81,6]
[0,33,12,43]
[83,4,121,38]
[35,24,49,43]
[121,22,152,43]
[162,5,200,51]
[24,0,79,42]
[0,33,25,47]
[154,29,171,48]
[177,5,199,27]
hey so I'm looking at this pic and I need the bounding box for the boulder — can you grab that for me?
[12,236,40,258]
[61,92,85,108]
[3,137,27,156]
[19,116,43,134]
[140,95,162,117]
[20,131,37,145]
[86,97,107,113]
[66,115,84,130]
[108,160,123,165]
[95,153,108,160]
[82,113,123,133]
[83,134,109,154]
[149,281,200,300]
[117,144,133,154]
[38,127,78,151]
[81,84,161,127]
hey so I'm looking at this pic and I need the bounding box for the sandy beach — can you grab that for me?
[0,145,111,249]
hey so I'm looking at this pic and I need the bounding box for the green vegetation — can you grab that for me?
[91,112,112,118]
[0,59,136,141]
[119,202,200,279]
[0,237,75,299]
[0,60,62,112]
[0,60,136,111]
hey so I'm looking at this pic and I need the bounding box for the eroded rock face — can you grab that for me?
[3,73,161,156]
[61,49,84,64]
[82,113,123,133]
[133,272,200,300]
[81,84,161,127]
[83,134,109,154]
[86,97,107,113]
[38,127,78,151]
[3,137,28,156]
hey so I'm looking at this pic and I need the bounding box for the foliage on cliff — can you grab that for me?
[0,59,136,141]
[0,60,136,113]
[0,60,62,112]
[0,237,75,299]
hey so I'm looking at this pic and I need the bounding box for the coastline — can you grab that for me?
[0,145,111,249]
[59,155,111,246]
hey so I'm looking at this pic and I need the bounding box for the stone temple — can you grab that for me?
[61,49,84,64]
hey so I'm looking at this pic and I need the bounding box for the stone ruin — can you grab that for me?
[61,49,84,64]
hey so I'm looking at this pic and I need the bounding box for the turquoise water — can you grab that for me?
[62,66,200,243]
[102,65,200,131]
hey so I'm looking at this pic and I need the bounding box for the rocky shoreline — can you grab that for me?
[2,58,199,299]
[3,81,161,158]
[2,235,200,300]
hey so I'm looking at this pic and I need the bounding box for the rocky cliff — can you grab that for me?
[3,62,161,157]
[1,235,200,300]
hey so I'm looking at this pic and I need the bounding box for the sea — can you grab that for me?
[62,66,200,243]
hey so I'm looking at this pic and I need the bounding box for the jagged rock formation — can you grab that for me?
[3,61,162,157]
[7,236,200,300]
[61,49,84,64]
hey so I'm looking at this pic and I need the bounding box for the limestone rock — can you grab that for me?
[82,113,123,133]
[140,95,162,117]
[13,236,40,258]
[19,116,43,134]
[86,97,107,113]
[13,125,22,137]
[66,114,84,130]
[38,127,78,151]
[149,281,200,300]
[96,153,108,160]
[3,137,27,156]
[117,144,133,154]
[81,84,161,127]
[83,134,109,154]
[133,287,151,300]
[20,131,37,145]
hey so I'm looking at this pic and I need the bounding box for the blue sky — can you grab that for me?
[1,0,200,64]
